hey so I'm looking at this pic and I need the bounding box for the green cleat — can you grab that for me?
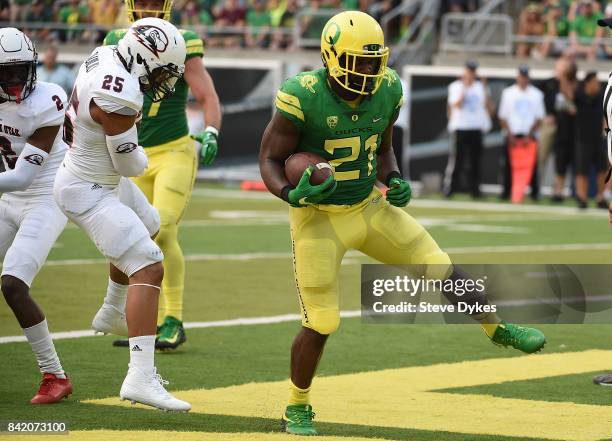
[156,316,186,351]
[490,321,546,354]
[281,404,317,436]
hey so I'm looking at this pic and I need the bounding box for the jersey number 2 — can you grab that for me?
[324,135,378,181]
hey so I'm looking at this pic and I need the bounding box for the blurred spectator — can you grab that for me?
[551,58,578,202]
[569,0,602,60]
[89,0,119,42]
[537,56,569,192]
[444,61,492,199]
[182,0,200,26]
[37,45,75,95]
[498,66,545,202]
[597,3,612,58]
[516,3,546,58]
[270,0,297,49]
[540,1,570,57]
[0,0,10,20]
[268,0,286,27]
[211,0,246,47]
[574,71,608,209]
[11,0,32,22]
[24,0,55,40]
[245,0,272,48]
[58,0,90,42]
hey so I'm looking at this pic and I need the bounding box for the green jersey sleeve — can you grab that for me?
[275,75,308,130]
[384,67,403,121]
[181,29,204,60]
[103,29,127,46]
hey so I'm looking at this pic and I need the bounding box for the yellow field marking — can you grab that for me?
[87,350,612,441]
[5,431,389,441]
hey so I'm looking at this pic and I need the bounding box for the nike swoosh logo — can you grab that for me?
[298,197,309,206]
[373,117,382,123]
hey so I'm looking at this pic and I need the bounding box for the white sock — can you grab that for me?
[105,278,128,311]
[128,335,155,375]
[23,319,65,379]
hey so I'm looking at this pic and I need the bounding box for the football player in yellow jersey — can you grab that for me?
[95,0,222,350]
[260,11,546,435]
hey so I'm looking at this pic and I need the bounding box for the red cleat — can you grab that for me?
[30,373,72,404]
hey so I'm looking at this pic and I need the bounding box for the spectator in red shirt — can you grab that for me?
[213,0,246,47]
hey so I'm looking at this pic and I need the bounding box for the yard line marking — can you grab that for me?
[41,243,612,267]
[192,188,606,217]
[0,311,362,344]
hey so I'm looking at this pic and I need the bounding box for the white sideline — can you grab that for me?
[42,243,612,267]
[0,311,362,345]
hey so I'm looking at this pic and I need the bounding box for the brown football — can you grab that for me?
[285,152,334,186]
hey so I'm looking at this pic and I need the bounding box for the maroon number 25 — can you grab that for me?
[101,75,124,93]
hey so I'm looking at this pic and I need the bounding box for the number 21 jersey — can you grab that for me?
[63,45,143,186]
[275,67,403,206]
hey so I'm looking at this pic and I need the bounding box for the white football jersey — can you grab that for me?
[63,45,143,186]
[0,81,67,197]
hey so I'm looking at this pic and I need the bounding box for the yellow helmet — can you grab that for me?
[126,0,173,22]
[321,11,389,96]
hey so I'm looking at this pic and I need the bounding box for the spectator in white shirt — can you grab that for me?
[36,46,75,96]
[444,60,492,198]
[498,65,546,200]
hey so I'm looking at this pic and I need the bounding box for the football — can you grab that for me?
[285,152,334,186]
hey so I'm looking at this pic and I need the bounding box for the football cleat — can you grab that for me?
[281,404,317,436]
[120,366,191,412]
[490,321,546,354]
[30,373,72,404]
[92,304,128,336]
[156,316,186,350]
[593,374,612,386]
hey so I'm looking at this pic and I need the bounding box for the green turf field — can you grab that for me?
[1,185,612,441]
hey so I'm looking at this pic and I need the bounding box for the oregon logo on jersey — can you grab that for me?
[299,74,317,93]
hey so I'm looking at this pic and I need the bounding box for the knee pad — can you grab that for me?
[2,245,40,288]
[114,237,164,277]
[304,309,340,335]
[294,239,337,288]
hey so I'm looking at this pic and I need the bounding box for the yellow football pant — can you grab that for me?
[290,187,452,335]
[132,135,197,322]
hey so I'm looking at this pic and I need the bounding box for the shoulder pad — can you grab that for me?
[103,29,127,46]
[22,82,67,128]
[91,68,142,113]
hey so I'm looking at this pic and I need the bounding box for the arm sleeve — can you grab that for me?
[0,143,49,192]
[105,125,148,177]
[183,30,205,60]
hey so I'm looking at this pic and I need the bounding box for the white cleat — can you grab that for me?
[120,366,191,412]
[92,304,128,336]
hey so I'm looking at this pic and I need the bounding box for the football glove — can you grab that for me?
[288,166,337,208]
[386,177,412,207]
[191,126,218,166]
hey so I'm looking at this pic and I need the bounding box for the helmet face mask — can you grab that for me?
[127,0,173,21]
[140,63,182,102]
[0,28,37,104]
[0,62,36,103]
[321,11,389,96]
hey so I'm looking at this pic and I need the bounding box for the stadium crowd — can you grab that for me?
[517,0,612,60]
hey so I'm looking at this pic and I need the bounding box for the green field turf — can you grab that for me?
[1,185,612,441]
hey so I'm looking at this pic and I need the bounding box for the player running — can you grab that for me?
[103,0,222,351]
[0,28,72,405]
[259,11,547,436]
[53,17,190,411]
